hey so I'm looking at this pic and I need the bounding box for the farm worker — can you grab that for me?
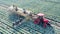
[34,13,50,28]
[15,6,18,11]
[23,9,27,14]
[13,5,18,11]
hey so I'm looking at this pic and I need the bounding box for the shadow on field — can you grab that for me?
[8,12,25,22]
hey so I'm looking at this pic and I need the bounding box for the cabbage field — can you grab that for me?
[0,0,60,34]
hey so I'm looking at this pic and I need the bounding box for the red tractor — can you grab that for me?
[34,13,51,28]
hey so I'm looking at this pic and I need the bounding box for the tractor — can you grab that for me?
[8,5,50,28]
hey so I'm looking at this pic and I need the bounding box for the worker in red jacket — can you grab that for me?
[34,13,50,28]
